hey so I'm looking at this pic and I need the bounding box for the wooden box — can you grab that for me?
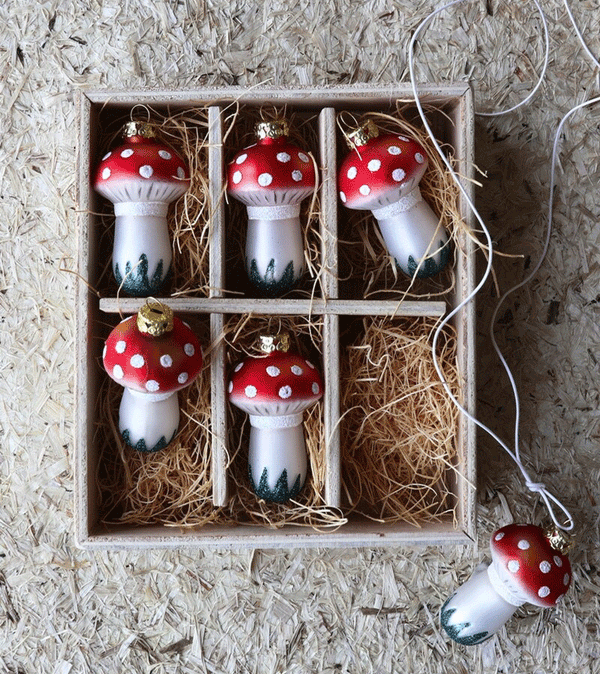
[75,84,476,549]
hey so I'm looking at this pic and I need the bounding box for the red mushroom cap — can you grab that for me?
[103,304,202,395]
[227,123,316,208]
[338,131,428,212]
[490,524,572,607]
[228,350,323,417]
[94,124,190,205]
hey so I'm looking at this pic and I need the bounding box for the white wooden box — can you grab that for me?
[75,84,476,549]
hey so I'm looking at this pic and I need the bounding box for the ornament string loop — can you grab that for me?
[408,0,589,533]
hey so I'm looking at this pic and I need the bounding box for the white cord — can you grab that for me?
[563,0,600,71]
[408,0,583,531]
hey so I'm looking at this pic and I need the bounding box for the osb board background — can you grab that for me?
[1,0,599,671]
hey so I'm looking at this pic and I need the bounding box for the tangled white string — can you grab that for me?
[407,0,600,532]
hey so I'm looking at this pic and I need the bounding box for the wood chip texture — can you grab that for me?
[1,0,599,671]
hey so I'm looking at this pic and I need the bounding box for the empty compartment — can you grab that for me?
[339,314,462,527]
[222,105,324,300]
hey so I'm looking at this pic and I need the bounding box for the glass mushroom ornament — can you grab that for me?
[103,301,203,452]
[440,524,572,646]
[338,120,449,278]
[227,119,317,297]
[228,333,323,503]
[94,121,190,296]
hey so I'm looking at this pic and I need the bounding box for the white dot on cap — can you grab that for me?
[139,165,154,179]
[494,532,505,541]
[113,365,124,379]
[398,135,410,142]
[234,362,244,372]
[340,192,346,203]
[228,381,233,393]
[507,560,520,573]
[368,159,381,172]
[115,340,126,354]
[305,360,315,369]
[158,150,172,160]
[245,385,257,398]
[160,354,173,368]
[177,166,186,179]
[538,586,551,599]
[291,365,303,375]
[236,153,248,164]
[388,146,401,155]
[415,152,425,163]
[554,556,563,567]
[540,561,552,574]
[232,171,242,184]
[266,366,280,377]
[277,152,291,163]
[258,173,273,187]
[359,185,371,196]
[102,151,112,160]
[146,380,159,392]
[184,343,195,357]
[279,385,292,399]
[178,372,189,384]
[292,170,303,182]
[312,382,320,394]
[392,168,406,182]
[298,152,309,163]
[120,149,134,158]
[518,539,530,550]
[563,573,570,585]
[102,167,111,180]
[130,354,145,368]
[347,166,357,180]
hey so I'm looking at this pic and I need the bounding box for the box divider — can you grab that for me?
[208,105,228,506]
[318,107,339,300]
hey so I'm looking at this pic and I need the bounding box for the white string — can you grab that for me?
[408,0,584,531]
[563,0,600,71]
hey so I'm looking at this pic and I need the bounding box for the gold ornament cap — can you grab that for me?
[346,119,379,149]
[121,121,157,139]
[545,526,574,555]
[259,332,290,354]
[255,119,289,141]
[137,300,174,337]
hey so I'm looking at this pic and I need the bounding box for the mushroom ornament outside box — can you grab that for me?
[103,300,203,452]
[94,122,191,296]
[440,524,572,645]
[228,333,323,503]
[338,120,449,279]
[227,119,317,297]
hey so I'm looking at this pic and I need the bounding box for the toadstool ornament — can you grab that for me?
[94,121,190,296]
[103,300,203,452]
[227,120,317,297]
[228,333,323,502]
[440,524,572,645]
[338,120,449,278]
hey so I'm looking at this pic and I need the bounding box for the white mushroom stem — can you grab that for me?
[441,562,524,645]
[119,388,179,451]
[245,205,304,285]
[113,202,172,289]
[248,412,307,493]
[371,187,448,275]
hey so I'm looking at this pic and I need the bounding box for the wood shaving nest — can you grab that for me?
[340,316,461,526]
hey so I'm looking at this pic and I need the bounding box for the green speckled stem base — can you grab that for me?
[121,428,177,453]
[403,239,450,279]
[248,258,298,297]
[114,253,172,297]
[249,465,303,503]
[440,597,490,646]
